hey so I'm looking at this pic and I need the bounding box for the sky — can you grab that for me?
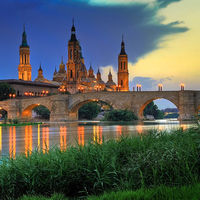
[0,0,200,109]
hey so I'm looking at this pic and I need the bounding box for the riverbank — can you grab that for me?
[0,122,43,126]
[0,126,200,199]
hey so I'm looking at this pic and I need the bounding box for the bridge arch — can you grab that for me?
[69,98,116,120]
[69,97,116,114]
[0,107,8,119]
[138,97,179,119]
[21,103,51,121]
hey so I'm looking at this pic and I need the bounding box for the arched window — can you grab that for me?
[70,50,72,59]
[124,62,125,69]
[121,80,123,86]
[70,70,73,78]
[77,71,79,78]
[74,49,76,59]
[25,55,26,63]
[121,62,122,69]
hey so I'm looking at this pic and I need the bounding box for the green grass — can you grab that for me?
[0,122,43,126]
[18,184,200,200]
[1,127,200,199]
[88,184,200,200]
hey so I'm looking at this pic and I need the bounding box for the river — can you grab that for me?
[0,119,196,158]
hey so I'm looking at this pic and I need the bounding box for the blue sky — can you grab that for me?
[0,0,200,109]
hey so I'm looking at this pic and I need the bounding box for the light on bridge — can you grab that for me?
[136,84,141,91]
[181,83,185,91]
[0,107,2,110]
[9,94,16,99]
[158,84,163,91]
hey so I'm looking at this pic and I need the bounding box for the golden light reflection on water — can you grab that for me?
[0,126,2,152]
[60,126,67,151]
[42,127,49,153]
[136,125,143,134]
[38,124,40,150]
[93,125,102,144]
[9,127,16,158]
[116,125,122,137]
[181,124,187,131]
[78,126,85,146]
[25,126,32,156]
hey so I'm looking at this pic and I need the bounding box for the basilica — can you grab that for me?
[18,21,129,94]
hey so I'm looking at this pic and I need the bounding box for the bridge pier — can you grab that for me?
[178,91,195,120]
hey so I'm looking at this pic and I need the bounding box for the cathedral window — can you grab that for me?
[124,62,125,69]
[74,49,76,59]
[121,80,123,86]
[25,55,26,63]
[70,50,72,59]
[70,70,73,78]
[77,71,79,78]
[121,62,122,69]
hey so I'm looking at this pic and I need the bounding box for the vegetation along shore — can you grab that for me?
[0,126,200,199]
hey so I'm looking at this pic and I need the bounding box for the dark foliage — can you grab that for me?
[78,102,101,120]
[103,109,138,121]
[0,82,15,101]
[143,101,164,119]
[33,105,50,119]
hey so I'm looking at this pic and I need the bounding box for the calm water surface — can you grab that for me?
[0,120,196,157]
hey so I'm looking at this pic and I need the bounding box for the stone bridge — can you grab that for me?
[1,90,200,121]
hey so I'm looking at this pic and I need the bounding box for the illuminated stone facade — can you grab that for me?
[18,25,32,81]
[17,21,129,94]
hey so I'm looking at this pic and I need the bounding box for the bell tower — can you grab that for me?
[18,24,32,81]
[117,36,129,91]
[66,19,80,82]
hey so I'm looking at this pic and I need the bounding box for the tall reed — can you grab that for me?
[0,127,200,199]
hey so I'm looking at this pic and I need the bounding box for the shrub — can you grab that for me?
[79,102,101,120]
[103,109,138,121]
[12,118,20,124]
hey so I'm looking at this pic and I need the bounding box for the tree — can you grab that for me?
[33,105,50,119]
[103,109,138,121]
[0,82,15,101]
[78,102,101,120]
[143,101,164,119]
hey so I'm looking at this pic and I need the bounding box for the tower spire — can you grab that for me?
[21,24,29,47]
[70,18,77,42]
[120,35,126,55]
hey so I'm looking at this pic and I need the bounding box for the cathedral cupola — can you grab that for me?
[38,63,43,77]
[108,69,112,82]
[58,56,66,73]
[53,66,57,76]
[97,67,101,80]
[70,18,77,42]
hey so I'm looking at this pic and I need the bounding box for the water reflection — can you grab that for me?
[78,126,85,146]
[9,127,16,158]
[93,125,102,144]
[0,127,2,152]
[25,126,32,156]
[0,120,196,157]
[60,126,67,151]
[42,127,49,153]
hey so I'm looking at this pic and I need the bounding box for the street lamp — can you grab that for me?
[181,83,185,91]
[118,85,121,91]
[158,84,163,91]
[136,84,141,91]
